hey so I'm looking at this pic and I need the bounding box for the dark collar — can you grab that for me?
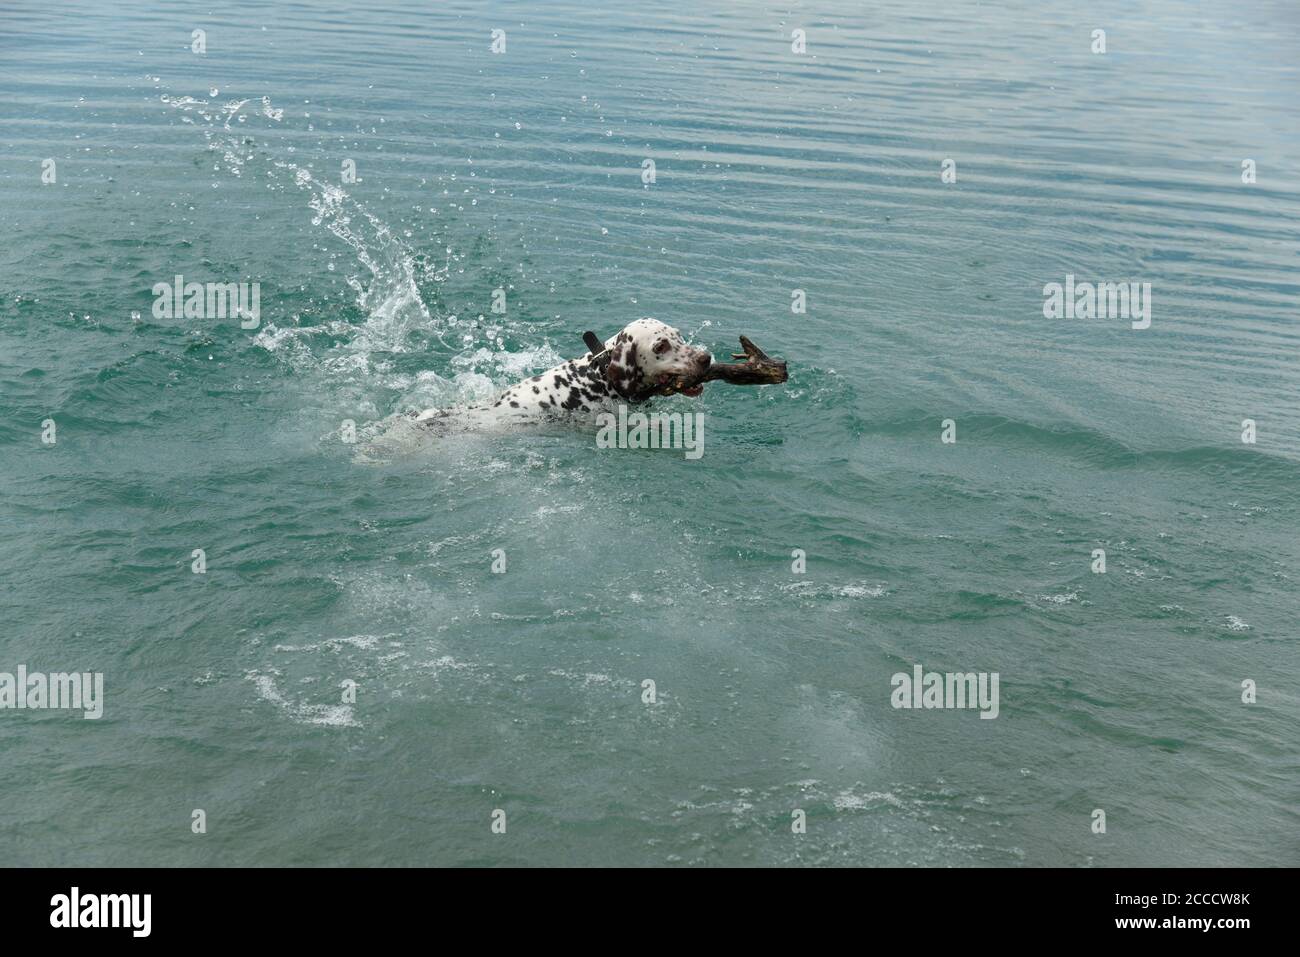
[582,331,609,371]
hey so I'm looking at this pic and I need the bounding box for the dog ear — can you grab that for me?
[604,337,644,399]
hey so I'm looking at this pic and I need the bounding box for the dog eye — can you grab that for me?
[653,339,670,355]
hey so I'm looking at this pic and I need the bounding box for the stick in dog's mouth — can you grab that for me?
[660,335,788,396]
[584,330,788,398]
[654,374,707,398]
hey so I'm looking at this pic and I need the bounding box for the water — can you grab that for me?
[2,0,1298,866]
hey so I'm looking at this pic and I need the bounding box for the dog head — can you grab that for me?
[603,319,712,401]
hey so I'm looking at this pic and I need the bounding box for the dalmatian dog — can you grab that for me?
[411,318,712,431]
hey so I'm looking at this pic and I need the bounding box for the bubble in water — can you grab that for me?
[209,87,219,97]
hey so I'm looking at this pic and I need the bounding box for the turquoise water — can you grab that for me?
[2,0,1298,866]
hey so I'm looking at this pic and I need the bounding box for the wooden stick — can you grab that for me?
[699,335,788,385]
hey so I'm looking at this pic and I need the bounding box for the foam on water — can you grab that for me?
[165,89,555,421]
[247,672,361,728]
